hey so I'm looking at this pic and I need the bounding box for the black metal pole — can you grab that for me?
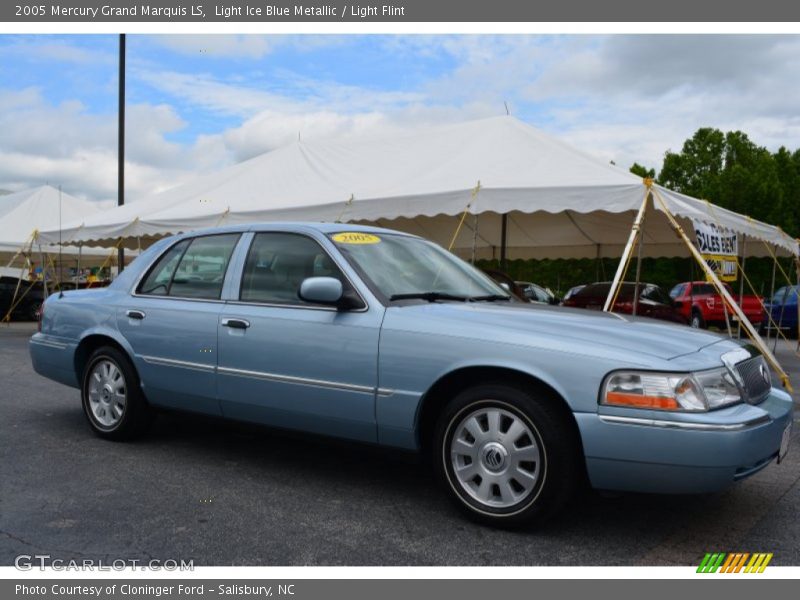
[117,33,126,273]
[500,213,508,270]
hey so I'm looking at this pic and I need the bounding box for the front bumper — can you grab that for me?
[576,388,794,494]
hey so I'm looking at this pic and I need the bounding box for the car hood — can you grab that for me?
[390,301,731,361]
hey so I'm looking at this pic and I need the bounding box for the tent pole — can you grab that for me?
[722,297,733,338]
[39,245,48,299]
[471,213,479,265]
[767,252,777,345]
[595,244,600,281]
[77,244,82,290]
[603,184,650,312]
[772,246,783,353]
[632,229,644,316]
[737,234,747,338]
[795,256,800,351]
[500,213,508,270]
[651,187,791,391]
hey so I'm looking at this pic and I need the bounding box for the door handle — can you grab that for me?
[221,318,250,329]
[126,310,146,320]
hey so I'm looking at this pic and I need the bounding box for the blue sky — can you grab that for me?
[1,34,799,202]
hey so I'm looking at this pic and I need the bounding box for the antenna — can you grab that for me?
[504,101,510,116]
[58,185,64,297]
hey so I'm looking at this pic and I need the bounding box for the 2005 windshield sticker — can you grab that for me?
[332,232,382,244]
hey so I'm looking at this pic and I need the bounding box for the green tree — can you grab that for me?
[659,128,726,200]
[629,163,655,179]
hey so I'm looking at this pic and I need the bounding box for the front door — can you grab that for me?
[217,232,383,442]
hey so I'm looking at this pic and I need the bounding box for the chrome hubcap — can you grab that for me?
[450,406,541,509]
[87,360,126,428]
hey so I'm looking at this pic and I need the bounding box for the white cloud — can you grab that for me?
[0,88,209,203]
[147,34,346,59]
[4,34,800,204]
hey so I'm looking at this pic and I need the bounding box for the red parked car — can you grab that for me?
[562,282,687,324]
[668,281,763,330]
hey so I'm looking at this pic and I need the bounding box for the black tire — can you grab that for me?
[690,309,705,329]
[433,383,582,528]
[81,346,153,441]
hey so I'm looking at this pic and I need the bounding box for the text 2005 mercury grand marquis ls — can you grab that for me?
[30,223,793,527]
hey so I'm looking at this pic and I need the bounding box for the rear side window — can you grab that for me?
[240,233,345,305]
[138,234,240,299]
[138,240,190,296]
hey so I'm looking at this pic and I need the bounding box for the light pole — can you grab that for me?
[117,33,126,272]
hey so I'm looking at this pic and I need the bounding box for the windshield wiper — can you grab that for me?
[389,292,469,302]
[468,294,511,302]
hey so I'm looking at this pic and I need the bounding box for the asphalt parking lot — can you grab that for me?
[2,322,799,566]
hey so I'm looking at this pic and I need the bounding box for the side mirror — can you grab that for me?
[299,277,343,305]
[499,282,511,292]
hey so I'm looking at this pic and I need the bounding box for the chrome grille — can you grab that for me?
[735,357,771,404]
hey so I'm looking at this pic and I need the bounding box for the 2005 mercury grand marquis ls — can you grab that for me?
[30,223,793,526]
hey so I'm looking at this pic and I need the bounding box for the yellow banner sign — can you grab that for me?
[703,254,738,282]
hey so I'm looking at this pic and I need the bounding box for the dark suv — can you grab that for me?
[0,276,44,321]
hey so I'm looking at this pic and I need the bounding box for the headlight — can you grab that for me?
[693,367,742,409]
[603,368,742,412]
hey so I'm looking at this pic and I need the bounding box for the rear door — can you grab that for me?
[216,231,383,442]
[117,233,241,415]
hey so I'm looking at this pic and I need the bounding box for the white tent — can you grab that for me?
[0,185,117,270]
[40,116,799,259]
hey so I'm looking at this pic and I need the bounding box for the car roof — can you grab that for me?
[169,222,419,239]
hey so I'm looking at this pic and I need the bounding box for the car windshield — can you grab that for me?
[330,232,509,301]
[773,285,799,304]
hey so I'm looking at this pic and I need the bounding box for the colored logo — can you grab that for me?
[697,552,773,573]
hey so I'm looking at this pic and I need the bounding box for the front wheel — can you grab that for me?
[433,384,582,528]
[81,346,153,440]
[690,311,705,329]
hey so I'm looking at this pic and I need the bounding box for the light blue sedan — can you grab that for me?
[30,223,794,527]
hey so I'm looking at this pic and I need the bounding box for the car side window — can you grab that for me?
[240,233,346,305]
[642,285,667,303]
[138,234,240,299]
[138,239,190,296]
[168,234,240,299]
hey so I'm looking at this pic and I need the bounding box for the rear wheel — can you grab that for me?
[433,383,582,528]
[81,346,153,440]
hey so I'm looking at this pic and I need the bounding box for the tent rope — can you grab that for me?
[335,195,354,224]
[448,181,481,252]
[701,194,800,356]
[761,239,795,288]
[651,187,792,390]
